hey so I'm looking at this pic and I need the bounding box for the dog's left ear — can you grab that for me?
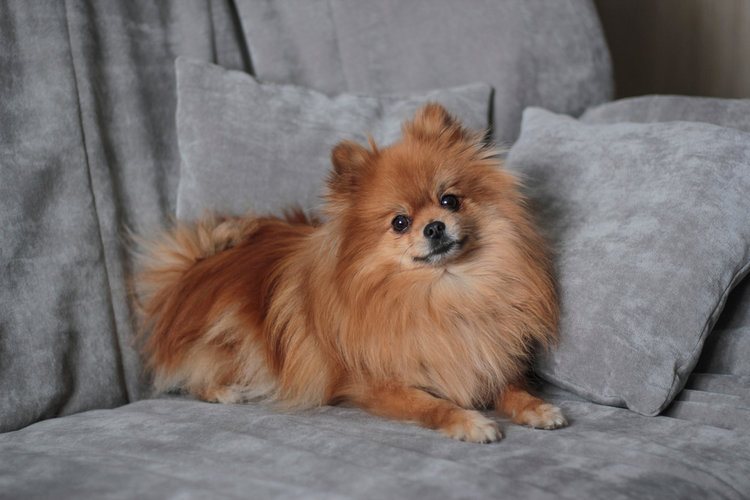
[403,103,467,142]
[326,139,376,210]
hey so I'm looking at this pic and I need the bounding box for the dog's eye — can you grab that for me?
[440,194,460,211]
[391,215,411,233]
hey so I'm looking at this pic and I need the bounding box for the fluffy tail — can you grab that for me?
[131,214,257,354]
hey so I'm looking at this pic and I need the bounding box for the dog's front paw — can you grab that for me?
[197,385,244,404]
[515,403,567,430]
[440,410,503,443]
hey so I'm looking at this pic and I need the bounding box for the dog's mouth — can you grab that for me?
[413,236,468,264]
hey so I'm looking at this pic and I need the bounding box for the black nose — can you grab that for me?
[423,220,446,240]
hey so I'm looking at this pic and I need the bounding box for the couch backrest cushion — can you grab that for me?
[582,95,750,132]
[234,0,612,146]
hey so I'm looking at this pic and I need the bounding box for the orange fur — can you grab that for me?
[133,104,566,442]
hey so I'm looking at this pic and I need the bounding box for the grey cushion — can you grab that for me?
[1,392,748,499]
[507,108,750,416]
[581,95,750,379]
[233,0,612,145]
[175,58,492,219]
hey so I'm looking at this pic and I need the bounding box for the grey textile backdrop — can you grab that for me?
[233,0,613,146]
[0,0,249,433]
[0,1,612,432]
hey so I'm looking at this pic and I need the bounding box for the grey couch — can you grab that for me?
[2,2,749,498]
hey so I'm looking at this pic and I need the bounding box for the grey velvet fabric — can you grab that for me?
[663,373,750,430]
[0,1,127,433]
[1,392,748,499]
[233,0,612,146]
[507,108,750,416]
[580,95,750,379]
[0,1,247,432]
[175,58,492,219]
[698,280,750,377]
[582,95,750,132]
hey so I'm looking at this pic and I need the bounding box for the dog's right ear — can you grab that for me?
[327,139,375,201]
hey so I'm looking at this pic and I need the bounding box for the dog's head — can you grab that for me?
[325,103,524,276]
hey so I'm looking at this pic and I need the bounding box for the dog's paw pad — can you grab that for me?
[440,410,503,443]
[517,403,567,430]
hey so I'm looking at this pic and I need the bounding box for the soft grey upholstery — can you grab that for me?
[582,95,750,132]
[1,392,748,499]
[234,0,612,145]
[0,0,246,433]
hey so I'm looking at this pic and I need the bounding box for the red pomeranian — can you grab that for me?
[134,104,566,443]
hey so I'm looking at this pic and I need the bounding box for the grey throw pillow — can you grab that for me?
[175,58,492,219]
[508,108,750,416]
[581,95,750,379]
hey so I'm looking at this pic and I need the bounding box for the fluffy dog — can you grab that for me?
[134,104,566,443]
